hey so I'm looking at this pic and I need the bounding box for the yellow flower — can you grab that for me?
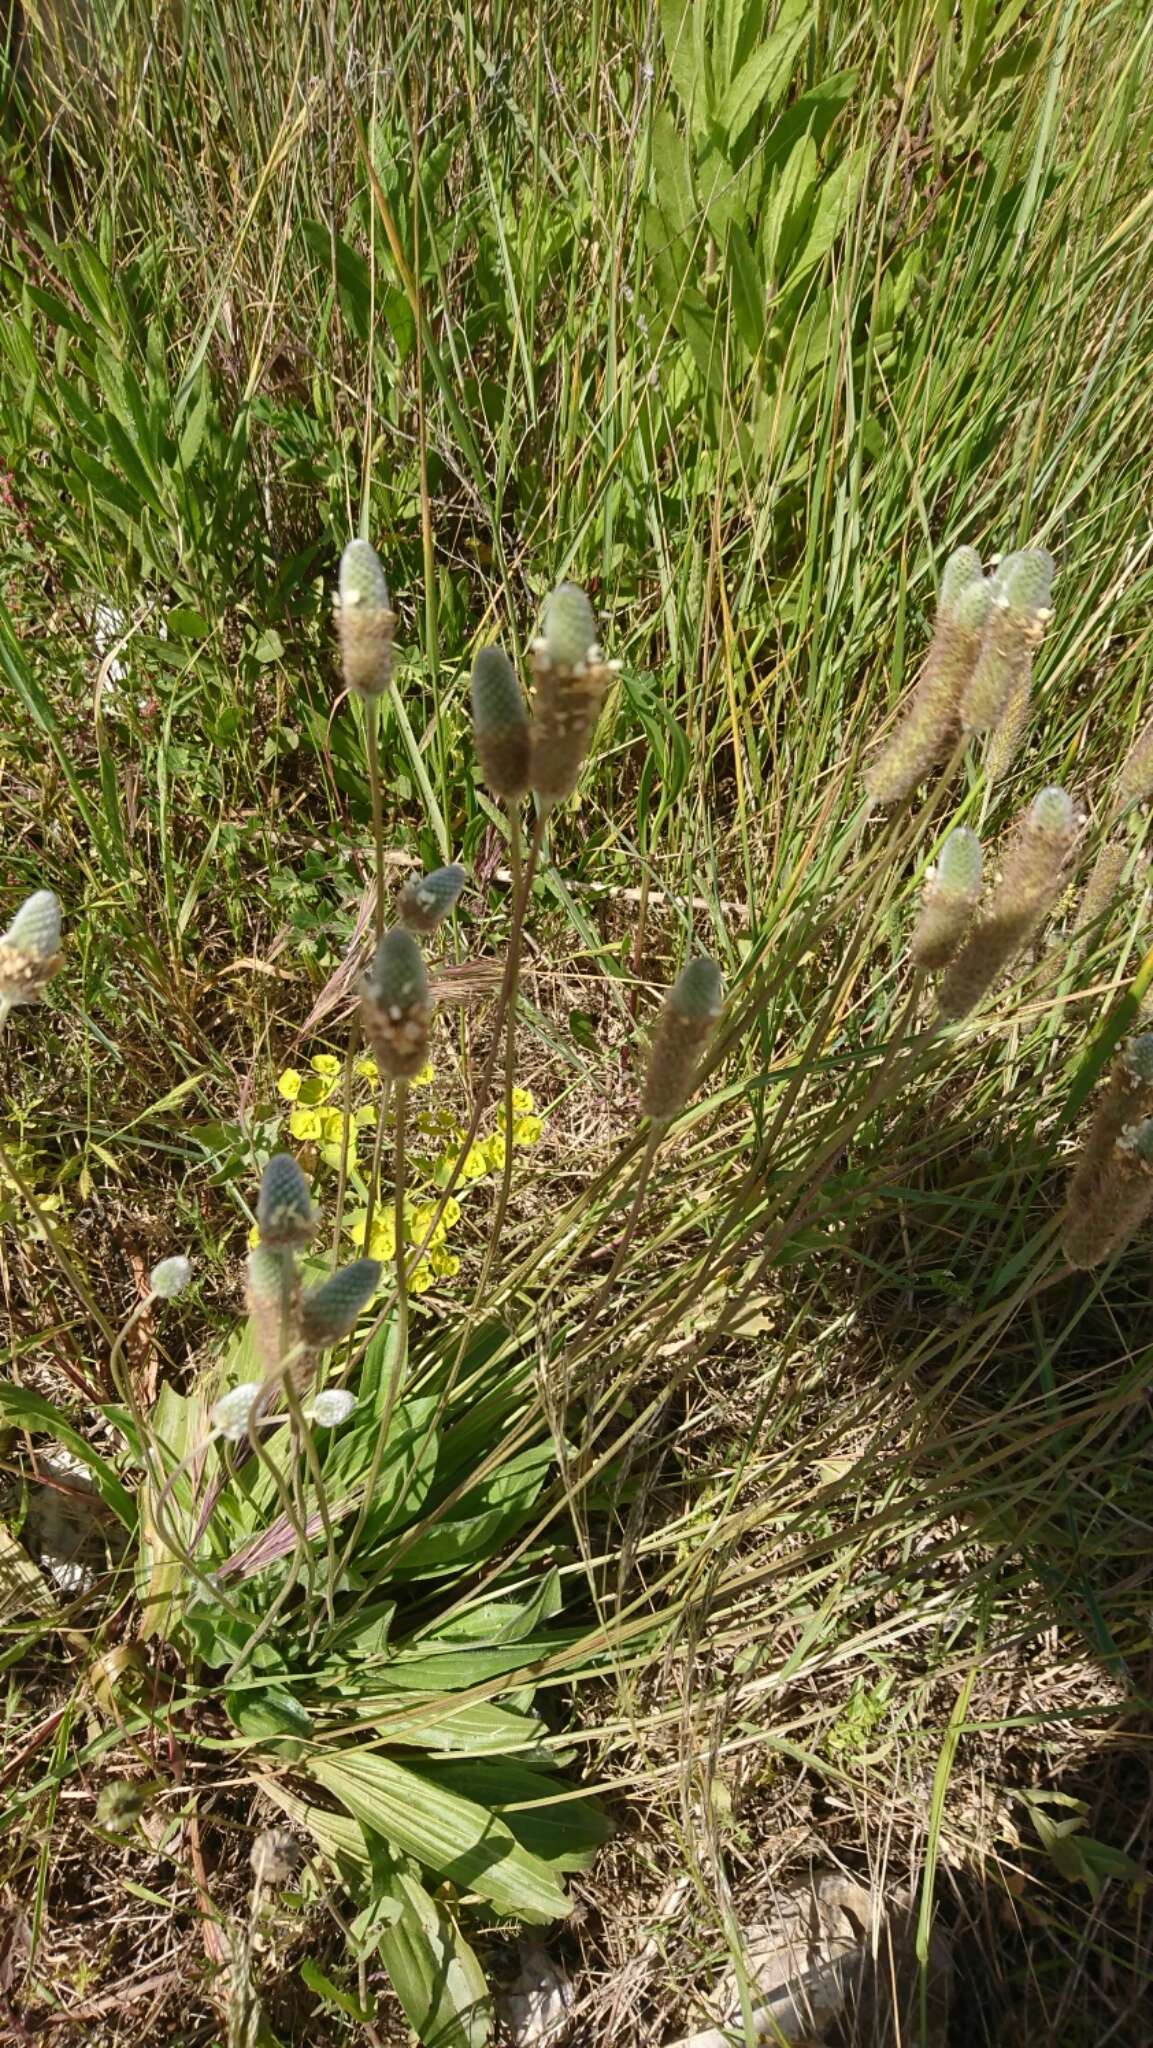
[289,1107,323,1141]
[355,1056,379,1082]
[429,1246,460,1278]
[310,1053,342,1079]
[441,1196,461,1229]
[408,1260,435,1294]
[411,1061,435,1088]
[277,1068,303,1101]
[347,1210,397,1259]
[354,1103,378,1129]
[512,1114,543,1148]
[247,1222,261,1248]
[481,1133,507,1171]
[461,1143,490,1181]
[410,1201,450,1249]
[320,1108,347,1144]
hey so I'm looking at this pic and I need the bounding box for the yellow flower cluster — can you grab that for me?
[270,1053,546,1300]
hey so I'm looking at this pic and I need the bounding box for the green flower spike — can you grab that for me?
[471,645,531,802]
[0,889,63,1008]
[865,559,991,804]
[300,1259,382,1347]
[336,539,396,699]
[529,581,616,805]
[257,1154,317,1250]
[398,863,467,936]
[910,827,983,971]
[642,957,725,1123]
[360,927,433,1078]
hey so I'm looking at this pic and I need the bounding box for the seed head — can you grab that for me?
[150,1255,192,1299]
[1063,1116,1153,1268]
[911,828,983,971]
[938,546,985,616]
[997,547,1055,615]
[936,789,1076,1018]
[642,957,724,1123]
[1065,1032,1153,1219]
[1113,715,1153,817]
[541,582,597,671]
[0,889,63,1007]
[960,549,1053,736]
[530,582,612,804]
[250,1827,301,1887]
[308,1388,357,1427]
[865,577,990,804]
[257,1154,317,1250]
[398,863,467,936]
[300,1259,381,1347]
[211,1381,262,1442]
[336,539,395,698]
[360,928,433,1078]
[470,645,531,801]
[1071,839,1128,947]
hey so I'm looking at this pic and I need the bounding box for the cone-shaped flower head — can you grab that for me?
[541,582,598,670]
[937,786,1077,1019]
[938,547,985,614]
[0,889,63,1006]
[530,582,612,804]
[960,547,1055,735]
[910,827,983,972]
[300,1259,381,1347]
[864,573,990,804]
[1063,1115,1153,1268]
[642,957,724,1123]
[257,1154,317,1250]
[471,645,531,802]
[398,863,467,936]
[360,928,432,1078]
[150,1255,192,1299]
[336,539,395,699]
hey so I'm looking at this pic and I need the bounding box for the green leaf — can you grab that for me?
[726,223,765,358]
[0,1384,134,1528]
[790,145,869,279]
[375,1860,492,2048]
[718,0,810,152]
[414,1758,611,1873]
[307,1748,571,1923]
[298,1959,374,2024]
[165,606,211,640]
[250,628,284,664]
[659,0,710,130]
[650,110,696,255]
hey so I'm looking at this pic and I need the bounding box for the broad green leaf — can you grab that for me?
[414,1759,611,1873]
[718,0,810,152]
[659,0,709,129]
[307,1748,571,1923]
[762,133,819,279]
[726,223,765,358]
[790,146,869,278]
[344,1691,553,1760]
[649,109,696,253]
[375,1861,492,2048]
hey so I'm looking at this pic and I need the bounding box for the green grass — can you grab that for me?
[3,0,1153,2041]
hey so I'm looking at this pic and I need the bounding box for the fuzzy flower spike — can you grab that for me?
[0,889,63,1010]
[529,582,619,805]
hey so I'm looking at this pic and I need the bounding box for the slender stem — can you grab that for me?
[365,697,386,940]
[336,1079,409,1576]
[361,1077,393,1254]
[584,1121,661,1326]
[484,808,524,1268]
[331,1015,361,1265]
